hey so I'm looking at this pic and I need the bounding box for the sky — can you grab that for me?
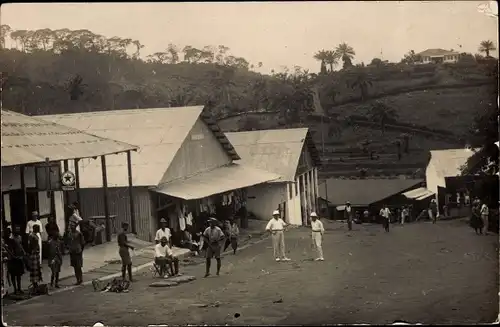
[1,1,498,74]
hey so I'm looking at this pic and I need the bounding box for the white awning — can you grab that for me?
[403,187,434,200]
[153,163,281,200]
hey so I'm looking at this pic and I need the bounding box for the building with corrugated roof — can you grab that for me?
[41,106,280,242]
[1,109,137,241]
[225,128,321,225]
[416,48,460,64]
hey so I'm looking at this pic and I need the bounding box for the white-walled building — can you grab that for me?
[425,148,475,209]
[225,128,321,226]
[417,48,460,64]
[41,106,279,242]
[1,109,136,241]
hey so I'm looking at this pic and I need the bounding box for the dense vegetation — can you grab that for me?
[1,25,497,178]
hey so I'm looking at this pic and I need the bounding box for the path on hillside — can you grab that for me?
[4,219,497,325]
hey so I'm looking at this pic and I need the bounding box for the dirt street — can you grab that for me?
[3,219,498,325]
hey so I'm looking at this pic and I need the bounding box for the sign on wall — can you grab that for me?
[61,170,76,191]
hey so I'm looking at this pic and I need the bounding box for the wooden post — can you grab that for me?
[101,156,111,242]
[127,151,136,234]
[63,160,69,214]
[20,165,28,227]
[74,158,82,215]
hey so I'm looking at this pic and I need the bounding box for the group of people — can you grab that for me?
[470,199,490,235]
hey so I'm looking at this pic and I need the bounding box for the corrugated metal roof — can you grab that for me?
[1,109,137,167]
[417,48,460,57]
[403,187,434,199]
[429,148,476,179]
[153,163,281,200]
[225,128,320,182]
[40,106,238,188]
[319,178,423,206]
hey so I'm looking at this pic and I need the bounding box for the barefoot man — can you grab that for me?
[265,210,290,262]
[203,218,225,278]
[310,212,325,261]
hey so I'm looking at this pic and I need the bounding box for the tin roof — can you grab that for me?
[429,148,476,179]
[40,106,239,187]
[225,128,321,182]
[417,48,460,57]
[403,187,434,200]
[1,109,137,167]
[153,163,281,200]
[319,178,423,206]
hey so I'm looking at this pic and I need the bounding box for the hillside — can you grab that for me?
[0,26,497,179]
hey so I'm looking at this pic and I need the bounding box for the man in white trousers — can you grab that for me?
[310,212,324,261]
[265,210,290,262]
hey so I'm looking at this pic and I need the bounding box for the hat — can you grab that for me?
[310,212,318,217]
[345,201,351,205]
[160,218,167,223]
[272,210,280,216]
[160,236,168,242]
[32,211,39,216]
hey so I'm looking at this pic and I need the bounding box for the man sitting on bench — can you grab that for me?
[154,236,179,277]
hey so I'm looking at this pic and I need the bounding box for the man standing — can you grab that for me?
[155,218,172,246]
[429,199,438,224]
[401,206,409,225]
[310,212,325,261]
[380,205,391,232]
[26,211,43,263]
[68,224,85,285]
[344,202,353,231]
[480,201,490,235]
[203,218,225,277]
[229,219,239,255]
[118,222,134,282]
[265,210,291,262]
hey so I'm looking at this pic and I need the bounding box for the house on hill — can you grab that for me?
[41,106,280,242]
[225,128,321,226]
[318,178,423,219]
[1,109,137,243]
[417,48,460,64]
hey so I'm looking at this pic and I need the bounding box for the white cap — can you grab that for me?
[93,323,105,327]
[272,210,280,216]
[310,212,318,217]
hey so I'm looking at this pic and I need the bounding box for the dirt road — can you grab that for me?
[3,219,498,325]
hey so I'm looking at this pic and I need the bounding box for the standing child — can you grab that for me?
[229,220,239,255]
[47,232,63,288]
[118,222,135,282]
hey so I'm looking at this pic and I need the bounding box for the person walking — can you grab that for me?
[5,226,26,295]
[310,212,325,261]
[118,222,135,282]
[480,201,490,235]
[265,210,290,262]
[380,205,391,232]
[401,206,409,225]
[229,219,239,255]
[470,202,483,235]
[68,224,85,285]
[429,199,438,224]
[47,232,63,288]
[203,218,225,277]
[344,202,353,231]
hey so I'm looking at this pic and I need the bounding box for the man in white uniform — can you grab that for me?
[310,212,325,261]
[265,210,290,262]
[480,201,490,235]
[155,218,172,246]
[26,211,43,262]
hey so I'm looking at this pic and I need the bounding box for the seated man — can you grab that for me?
[154,236,179,277]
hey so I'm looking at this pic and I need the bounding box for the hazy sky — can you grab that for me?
[1,2,498,73]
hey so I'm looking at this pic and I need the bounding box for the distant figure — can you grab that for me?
[118,222,134,282]
[45,216,60,241]
[5,226,26,294]
[363,209,370,222]
[26,211,43,263]
[68,202,83,232]
[480,201,490,235]
[470,202,484,235]
[47,232,63,288]
[380,205,391,232]
[265,210,290,262]
[68,224,85,285]
[310,212,325,261]
[344,202,353,231]
[229,220,239,255]
[28,225,43,289]
[464,193,471,205]
[203,218,225,277]
[429,199,438,224]
[401,206,409,225]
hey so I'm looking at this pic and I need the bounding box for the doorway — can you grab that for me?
[8,189,38,234]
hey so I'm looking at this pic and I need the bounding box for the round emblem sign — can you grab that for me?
[61,171,76,187]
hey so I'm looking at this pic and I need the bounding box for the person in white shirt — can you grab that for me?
[26,211,43,263]
[344,202,353,231]
[155,218,172,246]
[480,201,490,235]
[380,206,391,232]
[310,212,325,261]
[203,218,225,277]
[154,236,179,277]
[265,210,290,262]
[401,206,409,225]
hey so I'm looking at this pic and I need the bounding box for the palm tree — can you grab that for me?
[313,50,329,73]
[336,42,355,59]
[324,50,340,72]
[478,40,496,57]
[368,101,398,135]
[349,73,372,101]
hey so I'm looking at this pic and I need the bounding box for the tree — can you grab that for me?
[324,50,340,72]
[401,50,421,65]
[349,72,372,101]
[132,40,144,59]
[166,43,179,64]
[65,74,87,100]
[313,50,329,73]
[478,40,496,57]
[0,24,11,49]
[370,58,383,67]
[336,42,355,69]
[368,101,398,135]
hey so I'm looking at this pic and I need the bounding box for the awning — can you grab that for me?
[153,164,281,200]
[403,187,434,200]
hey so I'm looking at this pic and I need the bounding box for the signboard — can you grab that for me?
[61,170,76,191]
